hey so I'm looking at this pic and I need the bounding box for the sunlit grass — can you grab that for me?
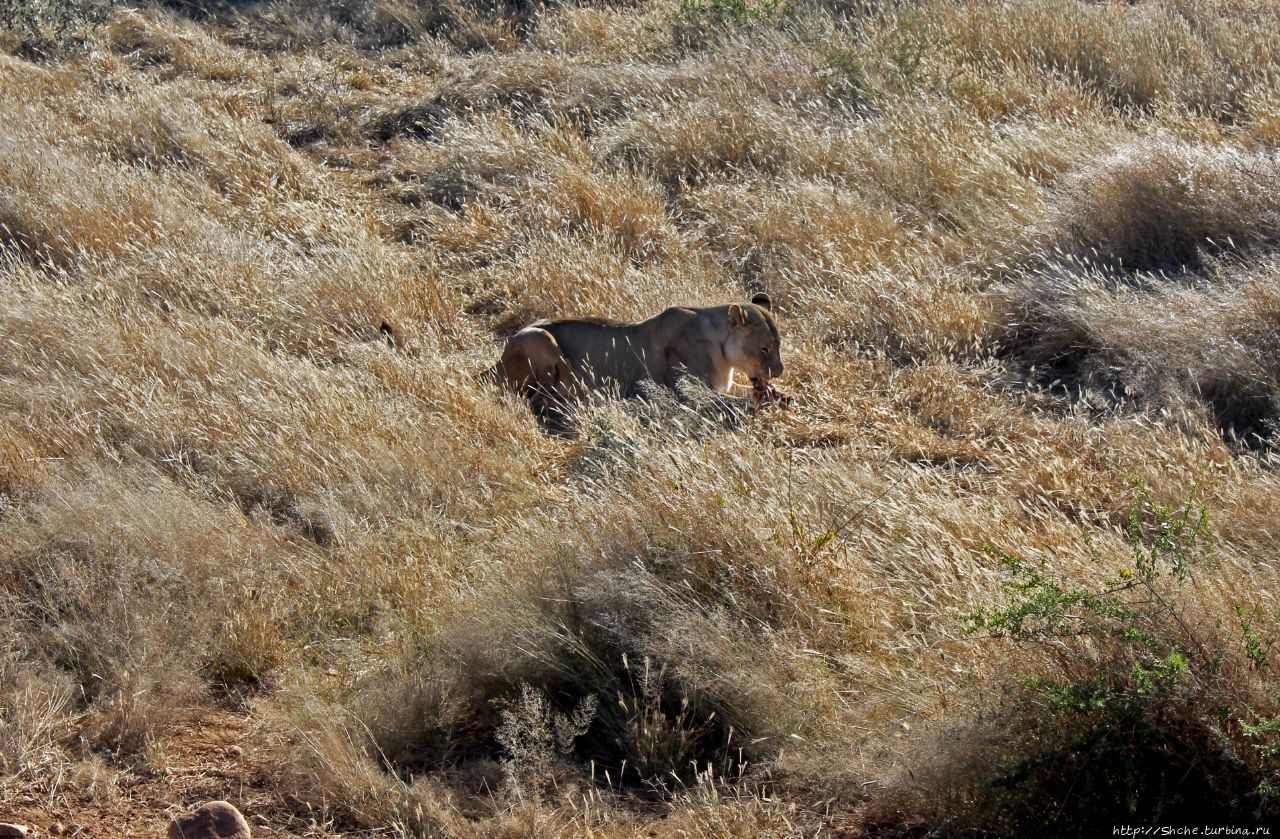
[2,0,1279,834]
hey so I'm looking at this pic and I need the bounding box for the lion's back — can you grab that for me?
[537,315,674,390]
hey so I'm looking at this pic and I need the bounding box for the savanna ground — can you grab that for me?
[2,0,1280,835]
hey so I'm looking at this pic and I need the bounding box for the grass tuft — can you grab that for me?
[1027,138,1280,274]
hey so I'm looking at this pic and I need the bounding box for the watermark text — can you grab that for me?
[1113,828,1272,837]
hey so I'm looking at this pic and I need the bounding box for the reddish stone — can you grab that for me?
[168,801,251,839]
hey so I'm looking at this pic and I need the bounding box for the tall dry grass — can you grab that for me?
[2,0,1280,835]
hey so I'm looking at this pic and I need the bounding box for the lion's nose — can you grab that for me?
[771,359,785,378]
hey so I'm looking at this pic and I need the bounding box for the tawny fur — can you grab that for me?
[489,293,785,417]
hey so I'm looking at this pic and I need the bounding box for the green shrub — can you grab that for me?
[955,485,1280,832]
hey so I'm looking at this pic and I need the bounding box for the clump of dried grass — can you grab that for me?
[2,468,226,754]
[999,142,1280,443]
[202,0,535,53]
[935,0,1280,116]
[530,3,669,61]
[1026,138,1280,274]
[0,650,75,783]
[995,137,1280,446]
[106,8,258,81]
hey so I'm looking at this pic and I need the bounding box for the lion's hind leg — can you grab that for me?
[498,327,580,428]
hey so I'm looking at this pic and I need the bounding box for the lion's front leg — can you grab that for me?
[662,347,735,395]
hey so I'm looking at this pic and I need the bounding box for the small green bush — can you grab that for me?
[957,485,1280,832]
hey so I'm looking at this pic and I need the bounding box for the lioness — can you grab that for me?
[490,293,787,422]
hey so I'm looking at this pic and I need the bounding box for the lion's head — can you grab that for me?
[724,292,784,387]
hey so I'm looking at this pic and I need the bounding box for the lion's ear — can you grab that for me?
[729,304,748,327]
[751,292,772,311]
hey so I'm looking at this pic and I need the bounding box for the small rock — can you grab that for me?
[168,801,251,839]
[50,824,64,836]
[0,824,27,838]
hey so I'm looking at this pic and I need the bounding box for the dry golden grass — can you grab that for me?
[3,0,1280,835]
